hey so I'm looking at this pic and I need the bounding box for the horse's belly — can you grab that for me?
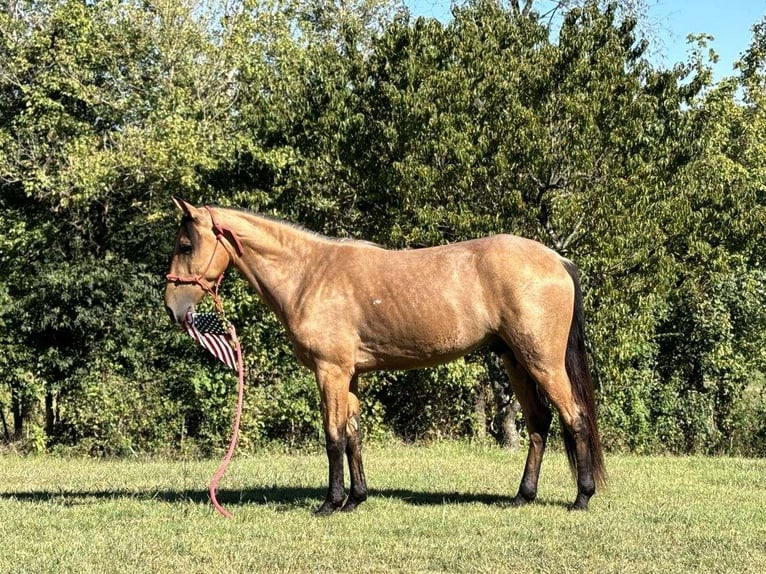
[355,344,484,372]
[354,307,490,371]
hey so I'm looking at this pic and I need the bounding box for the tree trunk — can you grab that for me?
[501,399,522,450]
[11,389,23,439]
[484,351,522,449]
[45,391,55,438]
[474,387,487,439]
[0,401,9,442]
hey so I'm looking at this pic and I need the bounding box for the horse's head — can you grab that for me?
[164,198,234,324]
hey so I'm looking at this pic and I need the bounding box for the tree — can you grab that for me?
[0,0,243,450]
[311,0,710,448]
[650,20,766,453]
[1,0,763,454]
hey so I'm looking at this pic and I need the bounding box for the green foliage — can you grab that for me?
[366,360,486,440]
[1,0,764,455]
[248,373,324,447]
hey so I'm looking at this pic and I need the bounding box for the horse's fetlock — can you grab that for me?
[513,483,537,506]
[579,476,596,498]
[352,485,368,502]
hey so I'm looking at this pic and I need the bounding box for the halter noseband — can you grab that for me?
[166,206,244,313]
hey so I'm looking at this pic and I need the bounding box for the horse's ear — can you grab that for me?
[173,197,199,219]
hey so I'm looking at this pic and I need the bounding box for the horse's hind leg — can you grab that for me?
[342,375,368,512]
[529,366,597,511]
[501,353,552,507]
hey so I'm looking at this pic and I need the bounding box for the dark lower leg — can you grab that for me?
[512,431,547,505]
[342,384,367,512]
[342,413,367,512]
[314,365,351,516]
[501,353,552,507]
[512,408,552,506]
[316,432,347,516]
[569,417,596,511]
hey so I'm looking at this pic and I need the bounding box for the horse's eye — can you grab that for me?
[179,243,192,254]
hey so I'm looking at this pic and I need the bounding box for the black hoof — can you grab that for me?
[511,493,534,508]
[314,500,344,516]
[568,495,590,511]
[341,493,367,513]
[341,500,359,513]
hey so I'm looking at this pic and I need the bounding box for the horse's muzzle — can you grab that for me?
[165,303,196,325]
[164,281,201,325]
[165,304,179,324]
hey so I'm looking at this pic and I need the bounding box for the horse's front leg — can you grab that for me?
[314,363,351,516]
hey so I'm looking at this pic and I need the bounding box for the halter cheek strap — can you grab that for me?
[166,206,244,314]
[208,206,244,256]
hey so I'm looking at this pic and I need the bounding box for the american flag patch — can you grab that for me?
[184,312,238,370]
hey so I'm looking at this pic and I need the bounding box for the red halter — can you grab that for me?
[165,206,244,313]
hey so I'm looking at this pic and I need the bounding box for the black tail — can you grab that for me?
[561,260,606,488]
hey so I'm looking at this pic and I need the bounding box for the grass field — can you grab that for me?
[1,441,765,573]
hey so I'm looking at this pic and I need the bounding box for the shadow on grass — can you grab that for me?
[0,486,571,510]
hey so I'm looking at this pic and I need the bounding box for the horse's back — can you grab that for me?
[325,232,572,328]
[341,233,562,273]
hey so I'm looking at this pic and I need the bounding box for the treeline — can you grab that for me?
[1,0,764,456]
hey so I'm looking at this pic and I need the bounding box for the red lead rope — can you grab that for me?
[167,206,246,518]
[208,322,245,518]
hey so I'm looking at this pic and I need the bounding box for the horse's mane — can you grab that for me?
[215,206,382,248]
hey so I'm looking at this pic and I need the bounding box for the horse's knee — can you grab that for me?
[324,425,347,454]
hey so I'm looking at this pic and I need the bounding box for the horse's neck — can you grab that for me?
[222,210,319,320]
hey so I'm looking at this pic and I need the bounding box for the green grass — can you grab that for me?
[1,442,765,573]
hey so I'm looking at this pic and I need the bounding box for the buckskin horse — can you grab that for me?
[164,198,606,513]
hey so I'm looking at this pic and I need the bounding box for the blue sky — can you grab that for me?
[403,0,766,80]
